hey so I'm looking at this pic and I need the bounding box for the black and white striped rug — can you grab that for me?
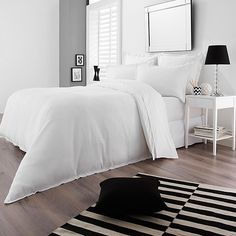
[50,173,236,236]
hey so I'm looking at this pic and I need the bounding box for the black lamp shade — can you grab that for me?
[205,45,230,65]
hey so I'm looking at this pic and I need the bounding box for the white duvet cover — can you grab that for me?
[0,80,177,204]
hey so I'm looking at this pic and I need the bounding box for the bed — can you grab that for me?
[0,80,177,204]
[1,52,204,204]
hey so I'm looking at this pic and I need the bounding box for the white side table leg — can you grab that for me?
[213,107,218,156]
[204,108,208,144]
[185,103,190,149]
[232,101,236,151]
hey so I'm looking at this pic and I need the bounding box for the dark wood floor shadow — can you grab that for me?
[1,113,236,235]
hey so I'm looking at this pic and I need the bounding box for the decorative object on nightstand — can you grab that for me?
[185,95,236,156]
[200,83,212,95]
[186,83,194,95]
[205,45,230,96]
[193,87,202,95]
[190,79,201,95]
[93,65,100,81]
[193,125,227,139]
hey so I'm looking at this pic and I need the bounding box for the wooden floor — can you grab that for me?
[1,115,236,236]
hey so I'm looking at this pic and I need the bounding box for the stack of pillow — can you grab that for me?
[104,52,204,103]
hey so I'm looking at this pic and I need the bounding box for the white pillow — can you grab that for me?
[158,52,204,94]
[124,53,158,65]
[137,64,192,102]
[105,65,137,80]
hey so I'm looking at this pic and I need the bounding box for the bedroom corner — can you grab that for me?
[0,0,236,235]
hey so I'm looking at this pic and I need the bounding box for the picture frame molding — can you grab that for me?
[75,54,85,66]
[71,67,82,82]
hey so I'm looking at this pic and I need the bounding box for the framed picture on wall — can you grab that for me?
[75,54,84,66]
[71,67,82,82]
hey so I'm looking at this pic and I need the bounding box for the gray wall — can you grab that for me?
[60,0,87,87]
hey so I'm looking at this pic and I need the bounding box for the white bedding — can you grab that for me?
[163,97,202,122]
[163,97,202,148]
[0,80,177,204]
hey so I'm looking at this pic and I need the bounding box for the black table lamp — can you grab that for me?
[205,45,230,96]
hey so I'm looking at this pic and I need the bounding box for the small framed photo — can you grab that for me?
[75,54,84,66]
[71,67,82,82]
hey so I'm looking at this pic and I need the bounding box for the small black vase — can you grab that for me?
[93,65,100,81]
[193,86,202,95]
[97,68,100,80]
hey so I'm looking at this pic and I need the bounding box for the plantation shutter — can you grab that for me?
[87,0,121,82]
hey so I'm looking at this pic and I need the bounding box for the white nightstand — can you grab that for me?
[185,95,236,156]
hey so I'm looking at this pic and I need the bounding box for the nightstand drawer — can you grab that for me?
[216,97,235,109]
[186,97,214,109]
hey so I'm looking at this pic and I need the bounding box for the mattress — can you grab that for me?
[163,97,203,148]
[163,97,201,122]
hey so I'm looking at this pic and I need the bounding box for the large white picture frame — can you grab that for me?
[145,0,192,52]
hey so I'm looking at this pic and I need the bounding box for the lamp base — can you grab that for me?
[211,64,224,97]
[211,92,224,97]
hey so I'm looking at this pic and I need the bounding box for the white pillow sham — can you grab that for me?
[105,64,137,80]
[137,64,192,102]
[124,53,158,65]
[158,52,204,94]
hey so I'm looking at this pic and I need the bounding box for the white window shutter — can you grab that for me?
[87,0,121,82]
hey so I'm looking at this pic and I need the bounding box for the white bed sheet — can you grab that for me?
[163,97,201,122]
[163,97,203,148]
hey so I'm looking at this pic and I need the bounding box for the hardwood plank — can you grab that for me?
[0,113,236,236]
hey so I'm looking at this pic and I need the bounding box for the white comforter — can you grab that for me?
[0,80,177,204]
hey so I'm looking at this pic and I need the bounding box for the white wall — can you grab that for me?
[122,0,146,55]
[0,0,59,113]
[122,0,236,96]
[122,0,236,136]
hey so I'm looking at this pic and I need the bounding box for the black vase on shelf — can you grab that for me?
[97,68,100,80]
[93,65,100,81]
